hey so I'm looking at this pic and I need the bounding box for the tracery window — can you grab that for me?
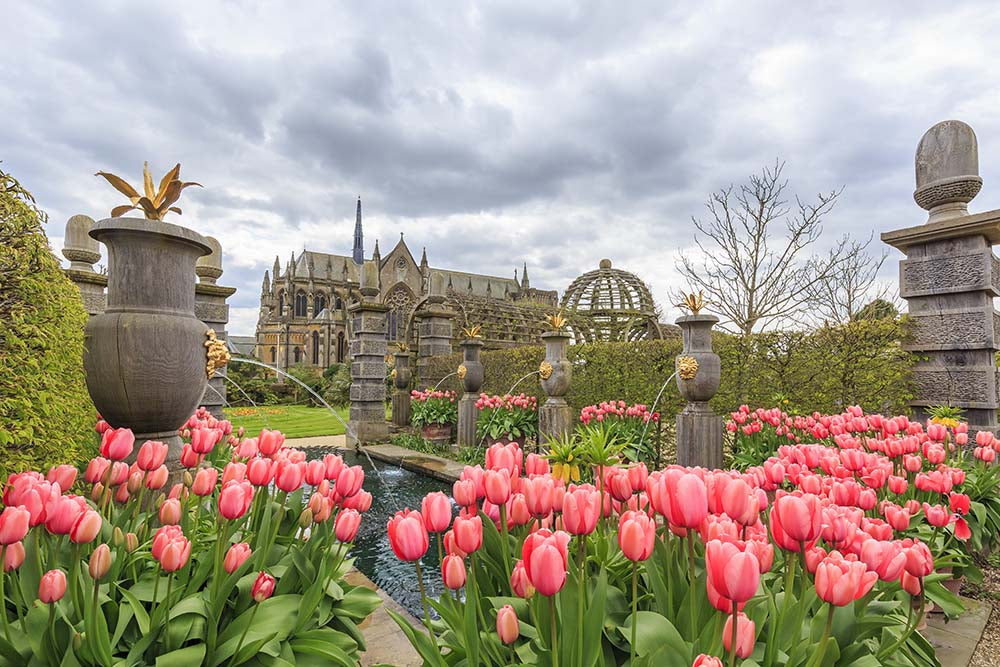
[294,291,308,317]
[314,294,327,313]
[383,285,414,342]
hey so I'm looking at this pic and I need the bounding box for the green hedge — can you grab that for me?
[420,318,913,422]
[0,169,95,477]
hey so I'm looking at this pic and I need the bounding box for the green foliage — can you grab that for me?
[421,318,913,423]
[0,168,95,476]
[411,389,458,427]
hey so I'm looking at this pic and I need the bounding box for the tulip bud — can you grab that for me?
[251,571,276,602]
[3,541,25,572]
[496,604,519,644]
[183,471,194,488]
[224,543,252,574]
[298,508,313,529]
[159,498,182,526]
[39,569,67,603]
[113,526,125,547]
[90,483,105,502]
[89,544,112,580]
[441,554,466,590]
[125,532,139,552]
[127,471,144,494]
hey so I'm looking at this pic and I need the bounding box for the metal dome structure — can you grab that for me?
[560,259,662,343]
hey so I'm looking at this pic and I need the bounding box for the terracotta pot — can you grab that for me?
[421,423,453,443]
[84,218,211,457]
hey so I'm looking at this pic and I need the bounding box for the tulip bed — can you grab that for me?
[384,407,994,667]
[0,408,379,666]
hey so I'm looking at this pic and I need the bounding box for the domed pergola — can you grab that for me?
[560,259,663,343]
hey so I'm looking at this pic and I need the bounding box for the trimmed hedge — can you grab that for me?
[0,169,95,477]
[420,318,913,422]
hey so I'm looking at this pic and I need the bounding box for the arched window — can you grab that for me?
[334,296,343,310]
[383,285,414,342]
[311,331,320,365]
[277,292,285,316]
[293,347,302,364]
[269,347,276,363]
[314,294,326,313]
[294,291,308,317]
[337,331,346,362]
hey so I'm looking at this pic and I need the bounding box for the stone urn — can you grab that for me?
[84,218,212,460]
[675,314,721,402]
[457,339,485,447]
[540,331,572,398]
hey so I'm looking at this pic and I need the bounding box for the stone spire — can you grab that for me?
[262,270,270,295]
[273,255,280,280]
[486,281,492,296]
[353,197,364,264]
[373,239,381,264]
[289,252,296,277]
[420,247,428,269]
[521,262,530,290]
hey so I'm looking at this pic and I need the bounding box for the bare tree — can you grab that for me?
[802,236,893,324]
[675,160,861,335]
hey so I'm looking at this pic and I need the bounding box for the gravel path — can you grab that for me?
[966,565,999,667]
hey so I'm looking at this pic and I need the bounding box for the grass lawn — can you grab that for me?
[223,405,351,439]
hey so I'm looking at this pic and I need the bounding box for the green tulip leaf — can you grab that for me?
[622,611,687,659]
[154,644,205,667]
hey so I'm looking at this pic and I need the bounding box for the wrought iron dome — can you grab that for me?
[560,259,662,343]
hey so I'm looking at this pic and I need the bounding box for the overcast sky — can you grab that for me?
[3,1,999,336]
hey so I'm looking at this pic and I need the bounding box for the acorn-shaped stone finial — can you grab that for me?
[914,120,982,222]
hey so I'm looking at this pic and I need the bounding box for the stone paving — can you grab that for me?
[925,599,992,667]
[361,442,465,483]
[345,569,422,667]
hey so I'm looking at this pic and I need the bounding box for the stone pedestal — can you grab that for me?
[415,304,455,387]
[62,214,108,315]
[457,339,485,447]
[675,314,723,468]
[348,264,390,446]
[195,236,235,419]
[391,351,412,428]
[881,121,1000,434]
[538,331,573,446]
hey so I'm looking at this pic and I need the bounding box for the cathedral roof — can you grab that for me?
[293,251,359,282]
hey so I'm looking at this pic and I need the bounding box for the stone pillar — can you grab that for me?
[61,214,108,316]
[348,261,390,446]
[538,331,573,446]
[674,315,723,469]
[391,351,413,429]
[415,273,455,387]
[882,120,1000,434]
[457,339,485,447]
[195,236,236,419]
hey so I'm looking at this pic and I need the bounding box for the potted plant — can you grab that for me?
[475,393,538,447]
[410,388,458,443]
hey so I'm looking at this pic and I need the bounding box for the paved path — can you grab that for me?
[926,598,992,667]
[345,569,423,667]
[284,434,347,449]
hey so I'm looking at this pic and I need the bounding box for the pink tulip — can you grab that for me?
[192,468,219,496]
[452,514,483,555]
[421,492,452,533]
[562,487,601,536]
[180,444,200,468]
[218,480,254,520]
[84,457,111,484]
[903,540,934,577]
[453,480,477,508]
[693,655,724,667]
[252,571,276,601]
[665,471,709,529]
[274,460,305,492]
[387,509,429,562]
[222,462,247,485]
[522,529,570,596]
[247,458,274,486]
[45,495,87,535]
[335,466,364,498]
[496,604,519,644]
[342,489,373,513]
[304,460,326,486]
[335,509,362,543]
[258,429,285,456]
[70,510,102,544]
[770,493,822,551]
[0,506,30,545]
[705,540,760,603]
[145,465,169,490]
[510,559,535,598]
[39,569,67,603]
[815,552,878,606]
[441,553,466,590]
[484,470,512,505]
[136,440,168,471]
[88,544,111,580]
[159,498,182,526]
[224,543,252,574]
[100,428,135,461]
[722,611,755,659]
[46,465,77,490]
[323,453,344,480]
[618,510,656,562]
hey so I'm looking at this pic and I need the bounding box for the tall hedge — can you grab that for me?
[421,318,913,422]
[0,169,95,477]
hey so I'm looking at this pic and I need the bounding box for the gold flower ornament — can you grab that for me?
[539,361,554,380]
[457,364,468,380]
[204,329,230,379]
[677,356,699,380]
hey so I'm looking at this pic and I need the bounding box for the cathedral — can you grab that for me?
[254,199,560,371]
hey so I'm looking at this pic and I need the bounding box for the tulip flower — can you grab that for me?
[274,460,306,493]
[246,458,274,486]
[223,462,247,485]
[510,560,535,598]
[453,479,477,508]
[89,544,112,580]
[421,492,452,533]
[258,430,285,457]
[46,464,77,490]
[441,553,466,590]
[949,493,970,516]
[815,552,878,605]
[496,604,519,644]
[3,542,25,572]
[136,440,168,471]
[180,444,200,468]
[705,540,760,603]
[387,509,429,562]
[145,465,169,490]
[218,480,254,520]
[159,498,182,526]
[70,510,102,544]
[0,507,30,546]
[563,487,601,536]
[693,655,724,667]
[100,428,135,461]
[665,471,709,529]
[522,529,570,596]
[156,532,191,572]
[618,511,656,561]
[722,611,755,659]
[770,493,822,551]
[39,569,67,603]
[922,503,951,528]
[84,457,111,484]
[224,543,252,574]
[335,509,362,543]
[903,539,934,577]
[252,571,276,601]
[484,469,512,505]
[335,465,364,498]
[45,495,87,535]
[452,514,483,555]
[342,489,373,513]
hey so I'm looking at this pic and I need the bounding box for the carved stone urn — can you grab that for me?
[391,351,412,428]
[674,314,723,468]
[84,218,211,461]
[538,330,573,444]
[457,339,485,447]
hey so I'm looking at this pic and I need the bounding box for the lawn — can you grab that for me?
[223,405,351,439]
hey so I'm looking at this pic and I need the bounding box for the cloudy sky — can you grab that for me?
[3,1,999,336]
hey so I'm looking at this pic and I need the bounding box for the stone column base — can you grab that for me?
[539,398,573,448]
[676,402,723,469]
[392,392,411,428]
[347,419,389,447]
[458,396,478,447]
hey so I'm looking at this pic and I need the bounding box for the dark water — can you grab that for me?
[304,447,450,617]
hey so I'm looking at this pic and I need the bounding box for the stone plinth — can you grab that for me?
[457,339,485,448]
[675,314,723,468]
[676,403,723,469]
[391,352,412,428]
[348,300,390,445]
[196,283,237,418]
[415,304,455,387]
[62,214,108,316]
[538,331,573,446]
[881,120,1000,434]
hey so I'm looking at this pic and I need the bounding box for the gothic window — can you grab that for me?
[311,331,320,365]
[314,294,327,313]
[293,347,302,364]
[383,285,414,342]
[335,296,343,310]
[278,292,285,316]
[336,331,346,362]
[269,347,276,364]
[294,291,308,317]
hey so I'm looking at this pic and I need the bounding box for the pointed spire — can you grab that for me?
[486,281,492,296]
[273,255,280,279]
[521,262,530,290]
[342,258,349,278]
[352,197,364,264]
[447,275,453,290]
[467,277,473,293]
[373,239,381,263]
[289,252,296,277]
[262,270,270,294]
[420,247,428,268]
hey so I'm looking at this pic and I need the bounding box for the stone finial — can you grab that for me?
[599,258,612,269]
[914,120,982,222]
[195,236,223,284]
[62,214,100,271]
[360,260,380,298]
[427,271,446,304]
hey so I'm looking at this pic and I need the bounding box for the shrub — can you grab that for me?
[0,168,95,476]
